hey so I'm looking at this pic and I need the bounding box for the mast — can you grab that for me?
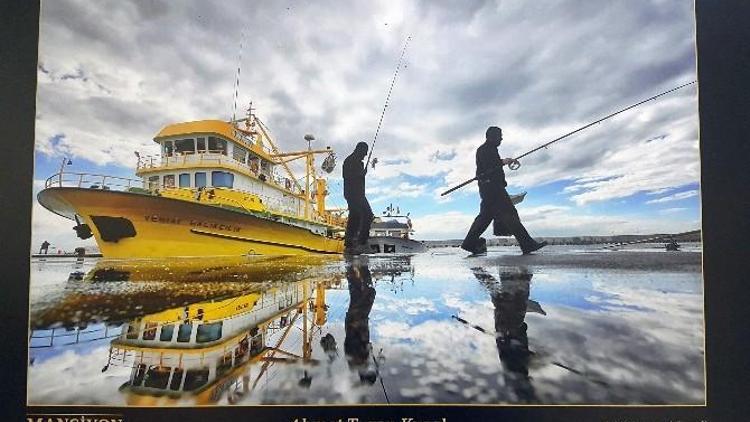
[304,134,315,219]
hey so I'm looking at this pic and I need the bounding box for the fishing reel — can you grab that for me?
[508,159,521,171]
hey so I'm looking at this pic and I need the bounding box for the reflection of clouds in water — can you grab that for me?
[530,305,704,404]
[372,296,437,316]
[28,345,130,405]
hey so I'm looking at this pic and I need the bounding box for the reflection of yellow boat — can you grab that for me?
[38,106,346,258]
[30,255,338,330]
[105,277,329,405]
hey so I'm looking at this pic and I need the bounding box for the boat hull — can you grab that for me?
[37,187,344,258]
[367,236,428,254]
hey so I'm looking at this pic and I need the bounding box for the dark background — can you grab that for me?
[2,1,748,421]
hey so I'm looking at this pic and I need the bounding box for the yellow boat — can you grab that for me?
[101,276,329,406]
[38,106,346,258]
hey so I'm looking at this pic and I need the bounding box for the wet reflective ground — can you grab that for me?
[27,245,704,406]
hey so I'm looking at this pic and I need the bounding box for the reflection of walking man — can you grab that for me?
[39,240,50,255]
[343,142,374,255]
[472,266,541,403]
[462,126,547,255]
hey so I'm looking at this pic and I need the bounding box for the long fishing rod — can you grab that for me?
[440,80,697,196]
[451,315,609,387]
[365,35,412,170]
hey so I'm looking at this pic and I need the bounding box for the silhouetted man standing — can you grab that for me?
[462,126,547,255]
[343,142,374,255]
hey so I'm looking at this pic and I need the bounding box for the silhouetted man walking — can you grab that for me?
[462,126,547,255]
[343,142,374,255]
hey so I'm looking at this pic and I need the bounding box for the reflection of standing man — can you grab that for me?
[344,256,377,384]
[343,142,374,255]
[462,126,547,256]
[472,266,543,403]
[39,240,50,254]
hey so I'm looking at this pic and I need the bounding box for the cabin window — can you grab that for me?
[217,351,233,377]
[144,365,171,389]
[169,367,183,391]
[163,174,175,188]
[174,138,195,155]
[179,173,191,188]
[248,156,260,175]
[132,363,147,386]
[147,176,159,190]
[163,141,174,157]
[196,137,206,153]
[232,144,248,164]
[208,136,227,155]
[196,322,223,343]
[142,322,158,340]
[211,171,234,188]
[183,368,210,391]
[126,323,139,339]
[177,322,193,342]
[195,172,207,188]
[250,333,264,355]
[160,324,175,342]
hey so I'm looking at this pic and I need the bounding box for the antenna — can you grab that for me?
[231,30,245,123]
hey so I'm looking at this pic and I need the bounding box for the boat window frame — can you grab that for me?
[163,174,176,188]
[177,322,193,343]
[211,171,234,188]
[232,143,248,164]
[174,138,195,155]
[183,367,210,392]
[196,137,206,153]
[163,140,174,157]
[126,322,140,340]
[132,363,147,386]
[159,324,175,342]
[143,365,171,389]
[195,172,207,188]
[196,321,223,343]
[178,173,191,188]
[142,322,158,341]
[208,136,227,155]
[169,367,184,391]
[147,176,159,190]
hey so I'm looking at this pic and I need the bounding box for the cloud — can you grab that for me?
[646,189,699,204]
[34,0,700,247]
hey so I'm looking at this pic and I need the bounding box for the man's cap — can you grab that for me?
[355,141,369,151]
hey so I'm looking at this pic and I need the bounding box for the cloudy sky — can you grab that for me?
[32,0,700,250]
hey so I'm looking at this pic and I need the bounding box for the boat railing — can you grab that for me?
[45,171,144,191]
[136,151,303,195]
[29,324,122,348]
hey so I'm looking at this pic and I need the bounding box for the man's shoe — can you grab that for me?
[522,240,548,255]
[462,237,487,256]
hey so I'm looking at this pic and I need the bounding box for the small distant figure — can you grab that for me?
[666,238,681,251]
[39,240,50,255]
[461,126,547,256]
[343,142,374,255]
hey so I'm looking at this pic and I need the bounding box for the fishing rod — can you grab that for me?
[365,35,412,171]
[440,81,697,196]
[451,315,609,387]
